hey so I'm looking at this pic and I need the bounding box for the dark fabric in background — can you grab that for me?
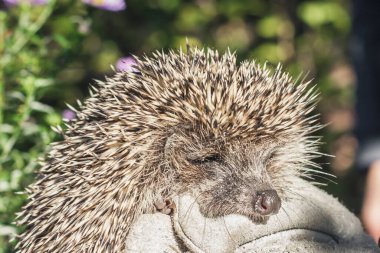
[351,0,380,171]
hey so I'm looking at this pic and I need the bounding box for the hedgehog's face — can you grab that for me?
[168,133,302,223]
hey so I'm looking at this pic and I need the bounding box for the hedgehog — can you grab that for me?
[16,48,322,252]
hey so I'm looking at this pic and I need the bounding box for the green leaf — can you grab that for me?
[298,2,350,32]
[30,101,54,114]
[257,15,281,38]
[251,43,286,63]
[0,124,14,135]
[53,34,71,49]
[34,78,55,89]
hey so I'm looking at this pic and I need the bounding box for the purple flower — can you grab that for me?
[82,0,126,11]
[3,0,49,5]
[3,0,18,5]
[62,109,76,121]
[30,0,48,4]
[116,56,137,72]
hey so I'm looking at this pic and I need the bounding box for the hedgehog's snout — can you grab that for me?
[254,189,281,216]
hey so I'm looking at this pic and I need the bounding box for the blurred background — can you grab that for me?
[0,0,357,252]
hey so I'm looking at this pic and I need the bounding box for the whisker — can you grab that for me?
[201,213,207,249]
[222,216,237,247]
[281,188,324,214]
[181,192,202,226]
[281,205,295,228]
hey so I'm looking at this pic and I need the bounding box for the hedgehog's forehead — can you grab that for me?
[128,50,311,139]
[167,130,279,152]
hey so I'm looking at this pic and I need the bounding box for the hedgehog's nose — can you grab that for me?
[254,190,281,216]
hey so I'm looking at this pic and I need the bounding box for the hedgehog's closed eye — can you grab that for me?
[188,153,222,164]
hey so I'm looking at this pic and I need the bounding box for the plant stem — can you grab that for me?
[0,1,56,165]
[0,12,6,126]
[10,0,56,55]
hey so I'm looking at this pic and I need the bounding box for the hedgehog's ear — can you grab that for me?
[164,125,194,162]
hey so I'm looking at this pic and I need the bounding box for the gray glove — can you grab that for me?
[125,179,379,253]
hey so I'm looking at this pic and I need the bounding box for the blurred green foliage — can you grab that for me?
[0,0,355,252]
